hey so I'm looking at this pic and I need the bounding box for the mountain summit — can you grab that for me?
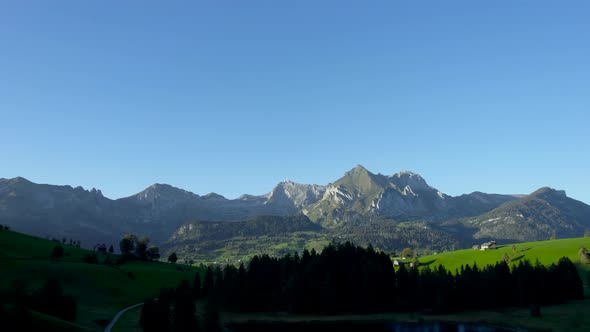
[304,166,452,224]
[126,183,200,206]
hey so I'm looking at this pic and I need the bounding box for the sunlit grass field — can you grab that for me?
[416,237,590,274]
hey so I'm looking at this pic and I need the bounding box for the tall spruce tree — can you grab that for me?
[193,271,201,299]
[202,267,215,298]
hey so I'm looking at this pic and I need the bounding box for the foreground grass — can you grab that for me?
[107,296,590,332]
[0,230,204,331]
[221,296,590,332]
[30,310,92,332]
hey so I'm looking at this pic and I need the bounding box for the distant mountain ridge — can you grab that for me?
[1,166,589,257]
[449,187,590,241]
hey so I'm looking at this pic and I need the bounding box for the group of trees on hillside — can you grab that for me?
[120,234,160,260]
[197,242,583,315]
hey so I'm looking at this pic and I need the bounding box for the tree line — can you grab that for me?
[120,234,161,260]
[202,241,583,315]
[140,241,583,331]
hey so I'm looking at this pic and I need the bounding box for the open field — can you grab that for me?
[416,237,590,273]
[0,230,204,331]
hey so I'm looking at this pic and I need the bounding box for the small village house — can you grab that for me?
[480,240,497,250]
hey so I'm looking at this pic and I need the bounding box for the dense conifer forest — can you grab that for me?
[141,242,584,330]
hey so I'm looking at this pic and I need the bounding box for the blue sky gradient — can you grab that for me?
[1,1,589,203]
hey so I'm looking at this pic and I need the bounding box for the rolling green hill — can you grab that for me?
[0,229,204,331]
[416,237,590,274]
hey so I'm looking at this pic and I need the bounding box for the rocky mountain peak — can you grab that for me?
[267,181,326,208]
[530,187,566,198]
[1,176,32,186]
[90,188,103,197]
[133,183,199,202]
[12,176,31,183]
[202,192,226,200]
[531,187,566,196]
[388,171,436,194]
[345,164,370,176]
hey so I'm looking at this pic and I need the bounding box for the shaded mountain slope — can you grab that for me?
[449,187,590,241]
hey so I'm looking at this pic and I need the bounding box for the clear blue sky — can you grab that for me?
[1,1,589,204]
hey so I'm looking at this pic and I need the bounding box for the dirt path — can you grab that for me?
[104,303,143,332]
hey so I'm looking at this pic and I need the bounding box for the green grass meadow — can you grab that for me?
[416,237,590,273]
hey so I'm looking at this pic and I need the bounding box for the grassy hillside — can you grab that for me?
[162,215,328,263]
[416,237,590,273]
[0,229,204,331]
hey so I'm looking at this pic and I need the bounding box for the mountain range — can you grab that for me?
[1,165,589,260]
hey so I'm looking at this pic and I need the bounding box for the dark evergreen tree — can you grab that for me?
[202,267,215,298]
[193,271,201,299]
[213,266,224,295]
[204,296,221,332]
[140,298,165,332]
[173,280,198,332]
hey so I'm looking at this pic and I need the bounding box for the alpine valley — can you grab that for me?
[2,165,589,262]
